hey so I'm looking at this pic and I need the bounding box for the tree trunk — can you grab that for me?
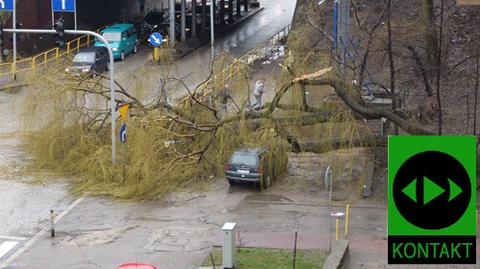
[435,0,445,134]
[387,0,398,134]
[422,0,438,73]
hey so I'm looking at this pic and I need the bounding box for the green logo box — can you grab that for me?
[388,136,476,264]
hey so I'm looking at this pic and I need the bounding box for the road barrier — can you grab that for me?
[0,25,108,81]
[187,23,291,100]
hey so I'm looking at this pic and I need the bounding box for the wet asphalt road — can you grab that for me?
[113,0,296,95]
[0,90,71,252]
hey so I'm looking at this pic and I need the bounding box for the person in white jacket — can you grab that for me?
[252,79,265,109]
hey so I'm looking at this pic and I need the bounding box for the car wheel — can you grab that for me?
[120,52,125,61]
[105,64,109,71]
[133,44,138,54]
[228,179,237,186]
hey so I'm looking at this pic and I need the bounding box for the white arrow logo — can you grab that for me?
[0,0,5,9]
[151,34,160,44]
[61,0,66,9]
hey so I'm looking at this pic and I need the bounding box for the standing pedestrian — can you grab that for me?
[217,83,232,119]
[139,0,146,16]
[251,79,265,110]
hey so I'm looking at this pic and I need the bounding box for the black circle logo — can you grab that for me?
[393,151,471,230]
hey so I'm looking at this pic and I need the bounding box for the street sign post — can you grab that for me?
[51,0,77,29]
[325,166,333,254]
[119,123,126,143]
[52,0,75,12]
[0,0,13,11]
[149,32,166,64]
[118,104,130,122]
[119,121,127,178]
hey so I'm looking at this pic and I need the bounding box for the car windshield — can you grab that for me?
[73,52,95,63]
[231,153,257,166]
[102,32,122,42]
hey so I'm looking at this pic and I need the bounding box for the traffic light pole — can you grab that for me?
[3,28,118,165]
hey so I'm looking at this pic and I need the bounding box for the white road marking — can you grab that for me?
[0,194,88,267]
[0,236,27,241]
[0,241,18,259]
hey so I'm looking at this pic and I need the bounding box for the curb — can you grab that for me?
[0,83,28,93]
[323,240,349,269]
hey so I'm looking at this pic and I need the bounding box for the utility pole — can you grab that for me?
[192,0,197,38]
[180,0,186,42]
[0,21,4,63]
[169,0,175,46]
[210,0,215,60]
[3,27,117,164]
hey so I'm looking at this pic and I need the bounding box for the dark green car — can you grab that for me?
[224,148,288,190]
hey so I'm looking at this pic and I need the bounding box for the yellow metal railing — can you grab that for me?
[187,24,291,100]
[0,25,109,81]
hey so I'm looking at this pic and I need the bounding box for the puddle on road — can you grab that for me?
[244,193,293,203]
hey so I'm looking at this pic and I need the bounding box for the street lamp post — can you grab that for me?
[210,0,215,60]
[3,28,117,164]
[12,0,16,79]
[325,166,333,253]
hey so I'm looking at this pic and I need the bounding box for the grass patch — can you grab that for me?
[202,247,326,269]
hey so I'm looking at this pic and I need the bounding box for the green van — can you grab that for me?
[95,23,139,61]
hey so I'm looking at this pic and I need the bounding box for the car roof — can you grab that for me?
[76,46,107,53]
[102,23,135,32]
[234,148,266,155]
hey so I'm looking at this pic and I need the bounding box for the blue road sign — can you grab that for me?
[119,123,126,143]
[52,0,75,12]
[0,0,14,11]
[149,32,163,47]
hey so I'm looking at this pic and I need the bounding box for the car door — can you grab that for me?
[94,51,101,70]
[120,31,128,53]
[129,27,138,51]
[98,48,108,70]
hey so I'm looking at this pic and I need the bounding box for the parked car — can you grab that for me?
[65,46,109,77]
[95,23,138,61]
[116,263,157,269]
[224,148,288,190]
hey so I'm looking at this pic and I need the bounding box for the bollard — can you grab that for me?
[153,47,160,64]
[345,204,349,238]
[50,210,55,237]
[222,223,237,269]
[335,218,339,241]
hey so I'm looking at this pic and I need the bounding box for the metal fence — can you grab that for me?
[0,25,108,81]
[1,23,291,93]
[191,24,291,98]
